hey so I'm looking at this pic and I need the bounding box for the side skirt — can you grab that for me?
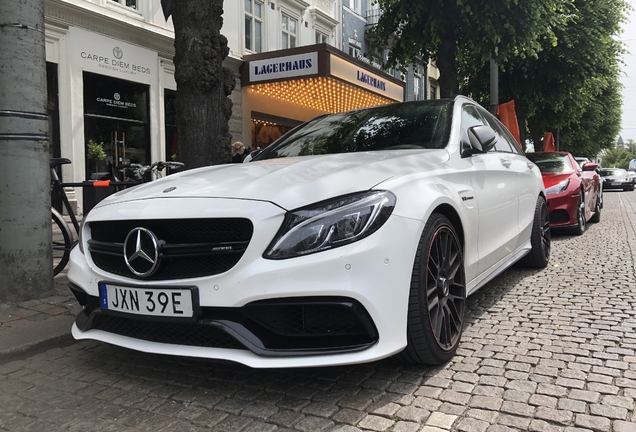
[466,241,532,297]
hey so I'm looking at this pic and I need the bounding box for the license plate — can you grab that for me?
[612,182,620,186]
[99,283,194,318]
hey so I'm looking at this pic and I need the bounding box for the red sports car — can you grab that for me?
[526,152,602,235]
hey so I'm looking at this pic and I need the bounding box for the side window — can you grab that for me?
[479,109,515,153]
[461,106,487,146]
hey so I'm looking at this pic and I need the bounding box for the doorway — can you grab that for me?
[83,72,149,181]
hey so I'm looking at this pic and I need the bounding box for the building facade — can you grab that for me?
[45,0,437,213]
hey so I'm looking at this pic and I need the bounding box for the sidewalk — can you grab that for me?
[0,268,79,361]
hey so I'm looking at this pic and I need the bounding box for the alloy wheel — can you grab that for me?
[425,226,466,351]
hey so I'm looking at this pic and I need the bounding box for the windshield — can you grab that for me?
[253,100,453,160]
[526,153,574,174]
[599,169,626,176]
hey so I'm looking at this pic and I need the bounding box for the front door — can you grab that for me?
[84,118,148,180]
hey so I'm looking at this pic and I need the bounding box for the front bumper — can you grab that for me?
[602,180,634,190]
[545,191,579,227]
[67,197,423,368]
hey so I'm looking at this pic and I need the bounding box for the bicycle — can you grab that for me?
[51,158,184,276]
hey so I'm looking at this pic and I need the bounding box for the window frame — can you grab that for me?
[245,0,264,53]
[281,12,299,49]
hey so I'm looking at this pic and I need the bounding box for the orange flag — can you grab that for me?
[543,132,556,152]
[497,100,521,147]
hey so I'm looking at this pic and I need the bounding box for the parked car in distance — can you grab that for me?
[599,168,635,191]
[67,96,550,368]
[526,152,601,234]
[573,156,591,169]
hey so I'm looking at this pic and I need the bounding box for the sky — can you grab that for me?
[619,0,636,143]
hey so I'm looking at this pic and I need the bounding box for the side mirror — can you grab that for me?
[242,149,263,163]
[467,125,497,153]
[582,162,598,172]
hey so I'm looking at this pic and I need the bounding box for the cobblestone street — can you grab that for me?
[1,192,635,432]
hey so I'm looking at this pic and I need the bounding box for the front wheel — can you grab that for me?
[52,208,73,276]
[589,193,601,223]
[520,196,551,268]
[401,213,466,365]
[572,191,585,236]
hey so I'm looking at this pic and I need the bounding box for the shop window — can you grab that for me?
[165,89,178,162]
[251,113,302,150]
[245,0,263,53]
[110,0,137,10]
[83,72,149,181]
[282,14,297,49]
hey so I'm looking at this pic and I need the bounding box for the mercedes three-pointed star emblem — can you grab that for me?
[124,227,160,277]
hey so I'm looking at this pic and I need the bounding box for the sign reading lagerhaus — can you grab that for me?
[69,27,157,84]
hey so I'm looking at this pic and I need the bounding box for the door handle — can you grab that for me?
[527,162,535,169]
[500,158,511,168]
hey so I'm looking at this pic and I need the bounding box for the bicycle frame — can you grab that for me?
[51,165,81,234]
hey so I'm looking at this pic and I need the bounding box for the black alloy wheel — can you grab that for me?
[573,191,585,236]
[402,213,466,365]
[590,193,601,223]
[520,196,550,268]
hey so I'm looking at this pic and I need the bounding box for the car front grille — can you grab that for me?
[88,218,253,280]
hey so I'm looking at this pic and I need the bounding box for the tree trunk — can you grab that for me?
[436,32,459,98]
[515,101,528,151]
[528,117,544,152]
[0,0,52,301]
[172,0,235,168]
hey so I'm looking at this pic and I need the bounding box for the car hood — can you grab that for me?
[601,175,627,181]
[541,172,574,189]
[96,150,450,211]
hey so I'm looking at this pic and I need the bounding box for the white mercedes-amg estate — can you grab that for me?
[67,96,550,368]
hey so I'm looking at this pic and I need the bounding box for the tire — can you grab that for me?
[520,196,551,268]
[572,191,585,236]
[589,193,601,223]
[401,213,466,365]
[52,208,73,276]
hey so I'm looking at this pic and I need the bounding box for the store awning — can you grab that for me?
[241,44,405,113]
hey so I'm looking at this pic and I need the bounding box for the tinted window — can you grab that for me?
[253,101,452,160]
[526,153,574,174]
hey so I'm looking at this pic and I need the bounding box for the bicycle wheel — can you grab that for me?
[52,208,73,276]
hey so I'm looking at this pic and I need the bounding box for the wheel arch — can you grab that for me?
[431,203,465,252]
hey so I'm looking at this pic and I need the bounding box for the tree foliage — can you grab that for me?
[602,147,635,169]
[367,0,569,97]
[462,0,628,155]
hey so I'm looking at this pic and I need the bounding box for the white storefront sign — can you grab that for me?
[330,54,404,102]
[249,52,319,82]
[69,27,157,84]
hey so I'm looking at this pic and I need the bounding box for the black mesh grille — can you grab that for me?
[549,209,570,224]
[88,218,253,280]
[91,314,246,350]
[90,219,253,243]
[243,303,370,337]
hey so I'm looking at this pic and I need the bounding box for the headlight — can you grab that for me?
[545,179,570,195]
[264,191,396,259]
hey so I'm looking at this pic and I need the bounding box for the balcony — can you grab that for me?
[366,8,382,27]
